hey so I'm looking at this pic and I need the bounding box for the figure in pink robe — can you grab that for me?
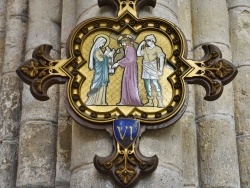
[112,35,142,106]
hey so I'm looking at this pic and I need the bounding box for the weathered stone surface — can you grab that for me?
[229,3,250,186]
[70,164,116,188]
[3,18,27,73]
[21,84,59,123]
[192,1,240,187]
[55,117,72,187]
[71,122,112,169]
[16,121,56,187]
[0,73,21,140]
[227,0,250,8]
[140,124,182,171]
[140,4,178,25]
[180,112,198,187]
[229,7,250,66]
[61,0,76,48]
[0,0,6,86]
[25,0,62,53]
[178,0,192,42]
[177,3,198,185]
[237,136,250,188]
[0,0,6,32]
[2,0,28,74]
[137,164,182,188]
[234,67,250,135]
[0,140,18,188]
[191,0,231,48]
[197,115,240,187]
[76,6,114,25]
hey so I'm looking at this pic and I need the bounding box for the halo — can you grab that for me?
[94,34,110,47]
[117,34,134,47]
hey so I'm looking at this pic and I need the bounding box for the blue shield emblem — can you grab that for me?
[113,119,140,148]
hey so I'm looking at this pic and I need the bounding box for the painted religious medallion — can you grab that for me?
[16,0,238,187]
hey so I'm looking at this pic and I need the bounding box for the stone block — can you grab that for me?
[178,0,192,42]
[70,164,116,188]
[227,0,250,8]
[229,7,250,66]
[3,17,27,73]
[0,73,21,140]
[21,84,59,123]
[181,112,198,186]
[16,121,56,187]
[195,82,234,118]
[56,117,72,186]
[29,0,62,23]
[140,123,183,170]
[76,6,114,24]
[6,0,28,17]
[61,0,76,45]
[26,20,61,53]
[137,164,183,188]
[237,136,250,188]
[0,0,6,32]
[186,85,195,114]
[140,4,178,25]
[191,0,230,48]
[197,115,240,188]
[71,122,112,169]
[234,66,250,135]
[58,84,69,117]
[25,0,61,53]
[157,0,178,16]
[0,140,18,188]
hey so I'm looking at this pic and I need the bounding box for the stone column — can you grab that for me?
[0,1,28,187]
[16,1,62,187]
[138,1,184,187]
[55,0,76,187]
[228,0,250,187]
[191,0,240,187]
[178,0,198,187]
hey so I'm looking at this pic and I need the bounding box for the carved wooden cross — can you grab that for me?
[16,0,237,187]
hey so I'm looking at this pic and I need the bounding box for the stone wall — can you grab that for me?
[0,0,249,187]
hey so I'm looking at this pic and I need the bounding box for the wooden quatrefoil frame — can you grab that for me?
[16,0,238,187]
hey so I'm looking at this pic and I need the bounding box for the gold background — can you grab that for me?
[79,29,174,114]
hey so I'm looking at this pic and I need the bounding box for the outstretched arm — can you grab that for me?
[118,47,136,67]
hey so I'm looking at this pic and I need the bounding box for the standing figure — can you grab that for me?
[137,34,166,108]
[85,35,112,105]
[112,35,142,106]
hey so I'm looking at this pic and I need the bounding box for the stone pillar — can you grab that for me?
[178,0,198,187]
[0,1,28,187]
[138,1,184,187]
[16,1,62,187]
[191,0,241,187]
[55,0,76,187]
[228,0,250,187]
